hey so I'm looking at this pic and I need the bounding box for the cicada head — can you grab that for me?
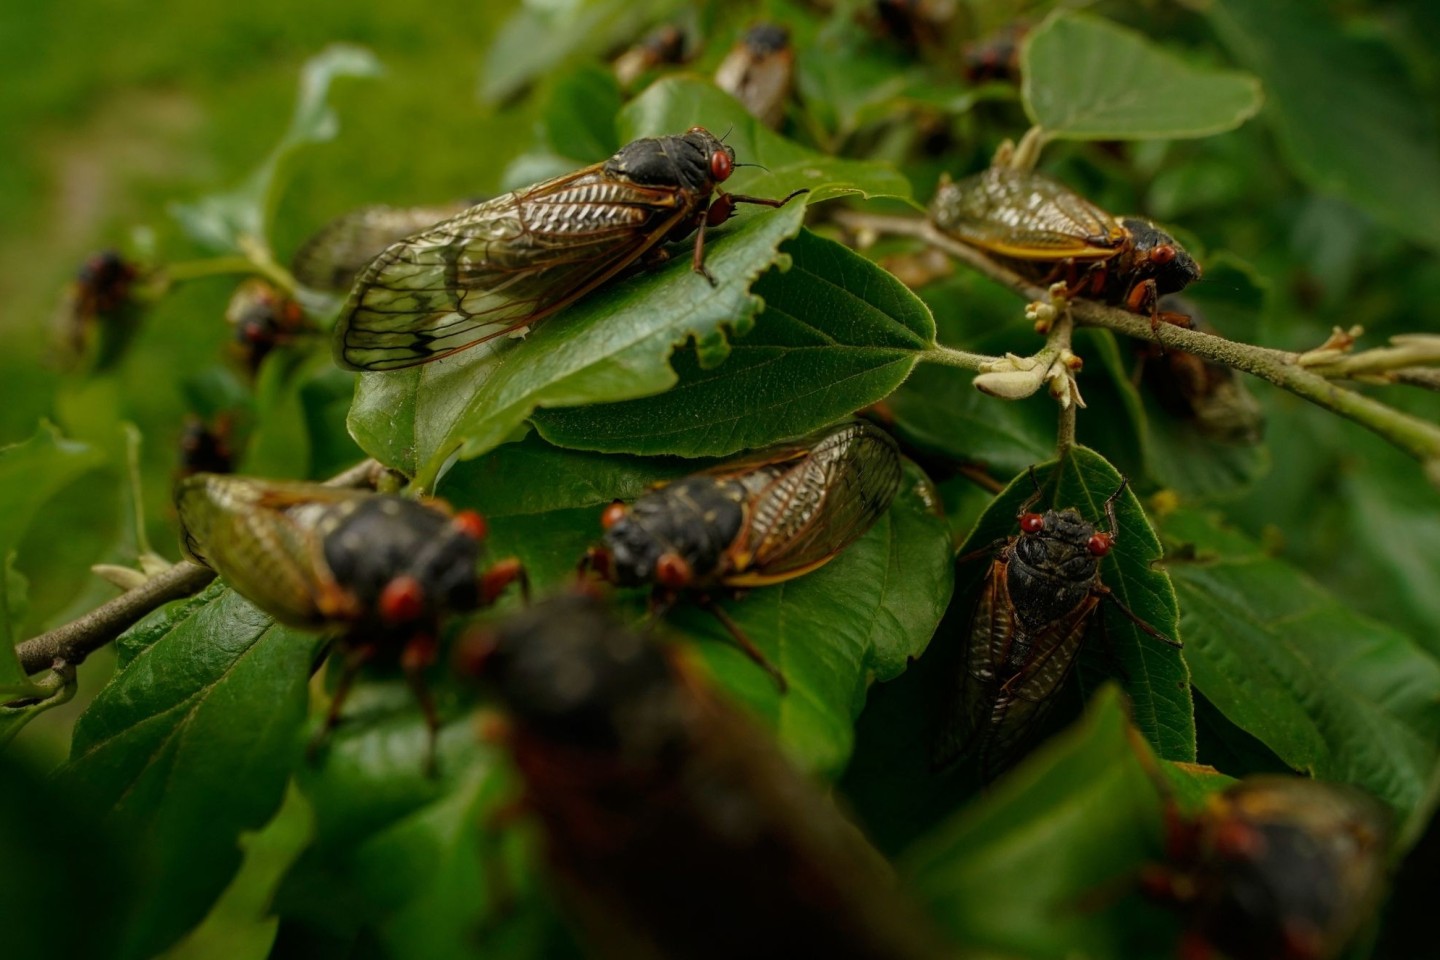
[469,592,678,750]
[1007,507,1109,631]
[1169,777,1390,960]
[321,498,488,632]
[1121,218,1201,296]
[599,477,743,589]
[605,127,736,196]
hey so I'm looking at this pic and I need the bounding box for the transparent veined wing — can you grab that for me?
[292,201,473,292]
[931,166,1127,261]
[334,169,697,371]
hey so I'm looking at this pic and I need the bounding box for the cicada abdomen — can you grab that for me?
[587,420,903,687]
[936,474,1179,777]
[1144,776,1389,960]
[291,200,474,293]
[176,473,525,765]
[462,592,953,960]
[335,127,804,371]
[929,166,1201,328]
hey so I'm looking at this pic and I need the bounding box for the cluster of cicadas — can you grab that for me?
[63,86,1349,957]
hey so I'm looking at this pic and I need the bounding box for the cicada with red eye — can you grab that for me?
[612,24,689,90]
[459,591,953,960]
[714,23,795,129]
[57,250,146,369]
[934,471,1181,777]
[334,127,806,371]
[290,200,474,292]
[175,473,526,769]
[178,414,235,477]
[1143,776,1389,960]
[583,420,903,690]
[225,278,310,375]
[930,166,1201,330]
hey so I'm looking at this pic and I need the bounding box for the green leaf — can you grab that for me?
[1022,12,1263,141]
[1157,507,1440,841]
[0,423,104,693]
[540,63,622,163]
[349,81,910,486]
[58,584,326,960]
[478,0,681,105]
[440,435,954,775]
[531,228,934,457]
[957,447,1195,761]
[902,688,1181,959]
[170,45,382,252]
[1207,0,1440,252]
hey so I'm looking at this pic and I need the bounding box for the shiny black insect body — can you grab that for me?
[176,474,525,766]
[462,592,952,960]
[1144,777,1389,960]
[225,278,308,375]
[930,167,1201,328]
[178,415,234,477]
[586,420,902,688]
[335,127,803,371]
[936,474,1179,776]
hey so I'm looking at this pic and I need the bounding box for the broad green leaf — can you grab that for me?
[0,752,140,959]
[276,688,573,959]
[1022,12,1262,141]
[903,689,1181,960]
[349,80,909,486]
[1158,507,1440,840]
[957,448,1195,762]
[170,45,383,252]
[478,0,682,105]
[531,228,934,457]
[1208,0,1440,252]
[0,423,104,693]
[440,435,954,776]
[540,63,621,163]
[59,584,325,960]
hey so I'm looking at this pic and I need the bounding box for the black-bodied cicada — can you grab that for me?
[460,591,953,960]
[225,278,309,375]
[612,24,689,90]
[291,200,474,292]
[57,249,145,368]
[178,414,234,477]
[935,472,1180,776]
[714,23,795,129]
[334,127,804,371]
[1143,776,1389,960]
[930,166,1201,328]
[584,419,902,689]
[176,473,526,766]
[1136,295,1265,446]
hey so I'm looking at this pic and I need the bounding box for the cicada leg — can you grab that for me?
[480,557,530,605]
[696,593,788,693]
[400,632,441,777]
[307,640,379,762]
[691,188,809,286]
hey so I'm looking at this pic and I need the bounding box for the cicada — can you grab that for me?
[612,24,689,89]
[1144,777,1389,960]
[584,420,902,689]
[1136,296,1265,446]
[334,127,804,371]
[225,278,309,375]
[960,22,1028,84]
[714,23,795,129]
[291,200,473,292]
[178,415,234,477]
[176,473,526,765]
[57,250,145,368]
[935,472,1180,776]
[461,592,953,960]
[930,166,1201,328]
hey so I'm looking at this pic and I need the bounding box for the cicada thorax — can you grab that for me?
[929,167,1201,325]
[1147,777,1389,960]
[335,127,802,371]
[603,475,748,589]
[467,592,952,960]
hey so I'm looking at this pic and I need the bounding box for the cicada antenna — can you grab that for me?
[1103,476,1129,540]
[1017,464,1045,517]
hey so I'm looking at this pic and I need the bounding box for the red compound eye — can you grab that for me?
[379,575,427,624]
[710,148,734,182]
[452,510,487,540]
[654,552,693,589]
[1151,244,1176,265]
[1019,513,1045,534]
[1087,533,1113,556]
[601,500,628,530]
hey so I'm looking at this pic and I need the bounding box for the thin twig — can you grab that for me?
[12,458,386,677]
[834,210,1440,481]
